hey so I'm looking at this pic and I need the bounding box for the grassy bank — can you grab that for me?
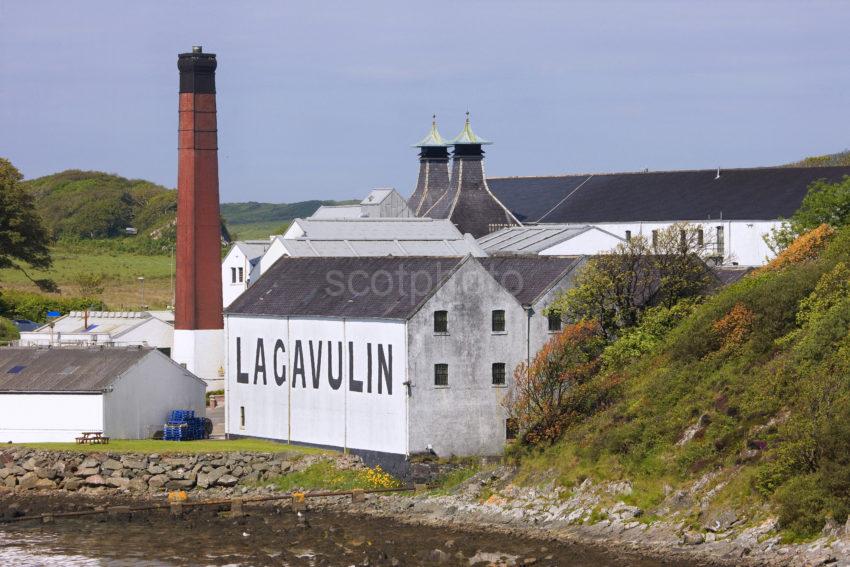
[13,439,333,455]
[510,225,850,541]
[0,242,173,310]
[266,460,402,491]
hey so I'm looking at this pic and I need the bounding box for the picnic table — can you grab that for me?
[75,431,110,445]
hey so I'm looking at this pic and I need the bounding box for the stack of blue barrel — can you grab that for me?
[163,409,206,441]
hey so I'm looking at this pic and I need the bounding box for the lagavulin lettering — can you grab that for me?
[235,337,392,394]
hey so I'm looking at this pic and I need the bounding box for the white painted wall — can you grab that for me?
[222,246,252,308]
[0,394,103,443]
[582,220,779,266]
[104,351,206,439]
[539,228,624,256]
[172,329,225,391]
[259,238,289,275]
[225,315,407,454]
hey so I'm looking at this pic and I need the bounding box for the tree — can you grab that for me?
[766,175,850,253]
[548,223,715,339]
[0,158,56,291]
[504,321,605,444]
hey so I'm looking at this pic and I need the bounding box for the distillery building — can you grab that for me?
[223,254,583,463]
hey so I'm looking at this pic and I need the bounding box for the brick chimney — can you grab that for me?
[408,116,450,216]
[428,113,520,237]
[172,46,224,389]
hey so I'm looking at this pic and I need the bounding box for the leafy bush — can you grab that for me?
[0,290,104,323]
[775,475,830,540]
[505,321,606,444]
[0,317,19,343]
[601,299,699,369]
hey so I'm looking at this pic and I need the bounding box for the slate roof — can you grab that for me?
[286,218,464,240]
[478,256,583,306]
[712,266,754,287]
[29,311,161,336]
[271,236,486,258]
[234,240,273,260]
[477,224,623,254]
[227,256,464,320]
[310,205,365,219]
[487,166,850,223]
[0,347,152,392]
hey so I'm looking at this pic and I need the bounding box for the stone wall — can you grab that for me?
[0,448,338,494]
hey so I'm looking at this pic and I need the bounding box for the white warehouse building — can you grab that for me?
[0,347,206,443]
[486,166,850,266]
[223,255,583,468]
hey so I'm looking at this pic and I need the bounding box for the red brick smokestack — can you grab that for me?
[175,46,223,332]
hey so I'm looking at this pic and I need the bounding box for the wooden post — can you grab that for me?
[291,492,306,511]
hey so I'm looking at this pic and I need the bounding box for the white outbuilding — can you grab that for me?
[18,311,175,354]
[0,347,206,443]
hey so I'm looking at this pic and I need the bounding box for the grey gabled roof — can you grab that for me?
[227,256,465,320]
[477,224,623,254]
[479,256,583,306]
[234,240,273,260]
[0,347,152,392]
[286,218,465,240]
[271,235,486,258]
[488,166,850,223]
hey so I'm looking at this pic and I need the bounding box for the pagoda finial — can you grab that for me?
[413,114,448,148]
[450,110,491,145]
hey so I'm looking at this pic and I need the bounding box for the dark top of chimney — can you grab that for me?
[178,49,217,94]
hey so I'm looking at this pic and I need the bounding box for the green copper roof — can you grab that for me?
[413,115,448,147]
[449,112,492,145]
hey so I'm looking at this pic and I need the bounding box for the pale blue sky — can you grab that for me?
[1,1,848,202]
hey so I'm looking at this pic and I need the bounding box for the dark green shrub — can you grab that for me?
[775,474,830,539]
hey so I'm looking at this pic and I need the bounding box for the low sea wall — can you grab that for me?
[0,448,334,494]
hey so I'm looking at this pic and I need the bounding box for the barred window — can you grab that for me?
[434,363,449,386]
[434,310,448,333]
[548,313,562,332]
[231,267,237,283]
[492,310,505,332]
[238,267,244,283]
[492,363,506,385]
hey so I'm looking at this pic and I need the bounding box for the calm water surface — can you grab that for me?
[0,509,694,566]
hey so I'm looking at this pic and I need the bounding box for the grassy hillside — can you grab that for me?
[21,170,176,241]
[513,225,850,541]
[221,200,357,240]
[787,150,850,168]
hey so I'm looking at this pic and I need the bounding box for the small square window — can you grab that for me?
[547,313,562,332]
[625,230,632,242]
[492,363,506,385]
[492,310,505,333]
[434,363,448,387]
[434,310,448,333]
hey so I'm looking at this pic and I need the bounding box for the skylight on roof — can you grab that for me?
[7,365,26,374]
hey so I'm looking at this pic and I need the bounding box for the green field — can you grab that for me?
[14,439,334,455]
[228,221,289,240]
[0,244,174,310]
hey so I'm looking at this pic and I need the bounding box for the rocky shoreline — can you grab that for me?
[1,449,848,566]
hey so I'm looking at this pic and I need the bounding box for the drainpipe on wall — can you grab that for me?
[524,305,533,372]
